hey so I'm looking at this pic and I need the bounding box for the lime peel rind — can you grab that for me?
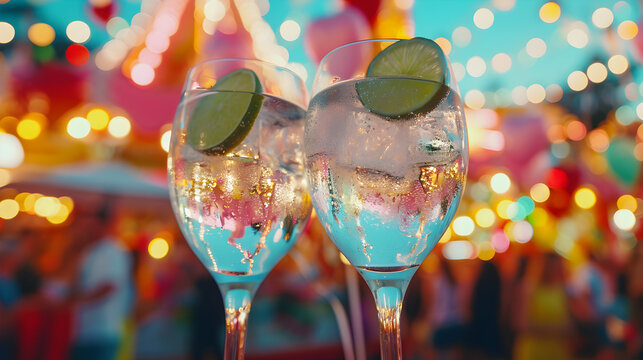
[356,37,449,118]
[186,69,263,155]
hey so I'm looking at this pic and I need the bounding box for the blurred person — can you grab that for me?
[501,255,529,356]
[466,261,503,360]
[0,228,43,359]
[568,251,614,358]
[628,242,643,359]
[12,262,47,360]
[189,269,225,360]
[427,258,466,360]
[514,253,571,360]
[603,272,630,359]
[0,237,20,360]
[4,262,72,360]
[70,202,134,360]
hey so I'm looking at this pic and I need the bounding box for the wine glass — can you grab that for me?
[304,39,468,359]
[168,59,311,360]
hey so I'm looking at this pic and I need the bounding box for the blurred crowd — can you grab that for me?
[403,245,643,360]
[1,203,642,360]
[0,202,223,360]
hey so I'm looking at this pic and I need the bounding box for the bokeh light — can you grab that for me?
[465,90,485,109]
[574,187,597,209]
[508,196,535,221]
[491,230,509,253]
[567,70,588,91]
[496,199,512,220]
[547,124,565,143]
[66,44,90,66]
[66,20,91,43]
[452,26,472,47]
[108,116,131,138]
[551,141,570,159]
[567,28,589,48]
[488,53,511,74]
[592,7,614,29]
[617,20,638,40]
[0,199,19,220]
[87,108,110,130]
[0,134,25,168]
[491,53,511,73]
[453,216,475,236]
[539,2,561,23]
[149,237,170,259]
[47,202,71,224]
[280,20,301,41]
[28,23,56,47]
[617,195,638,212]
[67,117,91,139]
[613,209,636,231]
[0,169,10,188]
[615,105,636,125]
[475,208,496,228]
[473,8,494,29]
[526,38,546,58]
[58,196,74,213]
[530,183,551,203]
[587,62,608,83]
[16,119,42,140]
[23,193,42,214]
[466,56,486,77]
[442,240,474,260]
[34,196,61,217]
[512,221,534,243]
[588,129,610,152]
[490,172,511,194]
[545,84,564,102]
[161,130,171,152]
[106,17,129,38]
[511,86,528,105]
[566,120,587,141]
[0,22,15,44]
[527,84,546,103]
[452,62,465,81]
[439,228,452,244]
[204,0,226,22]
[530,207,549,227]
[625,83,638,102]
[492,0,515,11]
[434,37,451,56]
[131,63,155,86]
[546,168,568,189]
[608,54,629,75]
[478,242,495,261]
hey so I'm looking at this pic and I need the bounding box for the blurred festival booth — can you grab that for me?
[0,0,642,359]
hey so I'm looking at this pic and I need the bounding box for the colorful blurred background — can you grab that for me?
[1,0,643,359]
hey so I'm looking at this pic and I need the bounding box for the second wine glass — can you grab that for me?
[304,38,468,359]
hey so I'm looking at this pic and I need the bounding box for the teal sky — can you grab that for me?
[1,0,640,105]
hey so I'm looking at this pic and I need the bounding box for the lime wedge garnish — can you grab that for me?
[187,69,263,154]
[356,37,449,118]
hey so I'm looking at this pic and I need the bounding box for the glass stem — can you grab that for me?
[223,288,253,360]
[374,286,404,360]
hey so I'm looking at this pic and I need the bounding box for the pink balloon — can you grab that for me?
[500,113,549,166]
[110,72,179,136]
[202,30,254,60]
[304,7,371,79]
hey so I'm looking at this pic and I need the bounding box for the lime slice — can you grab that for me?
[187,69,263,154]
[356,37,449,118]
